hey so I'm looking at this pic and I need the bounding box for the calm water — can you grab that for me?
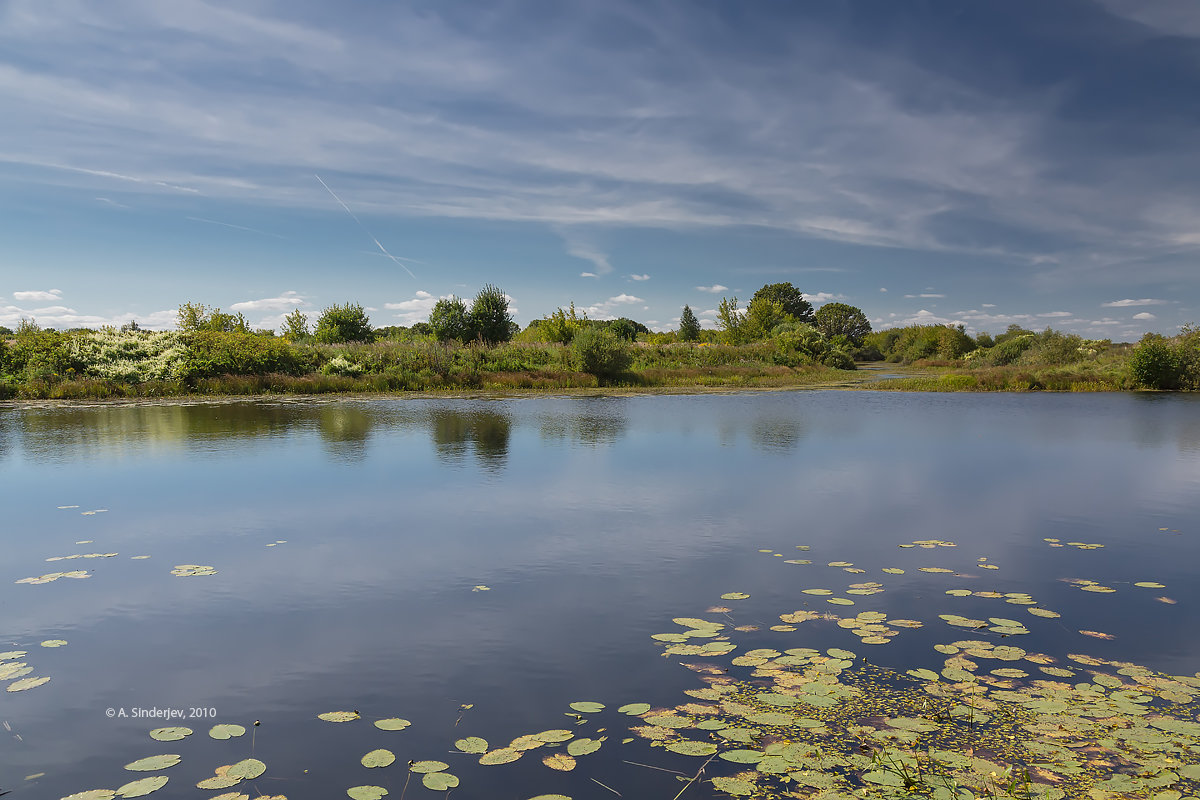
[2,391,1199,798]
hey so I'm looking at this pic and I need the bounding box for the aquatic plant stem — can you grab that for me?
[669,753,716,800]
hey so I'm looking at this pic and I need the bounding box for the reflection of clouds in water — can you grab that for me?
[750,416,805,452]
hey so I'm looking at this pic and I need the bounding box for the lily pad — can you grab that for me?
[566,738,601,756]
[617,702,651,715]
[149,727,192,742]
[409,760,448,773]
[123,754,181,772]
[226,759,266,780]
[346,787,388,800]
[41,639,68,647]
[6,676,50,692]
[665,740,718,756]
[114,777,168,799]
[318,711,359,723]
[543,752,577,771]
[479,748,522,765]
[373,717,411,730]
[567,701,606,716]
[421,772,459,790]
[208,724,246,739]
[454,736,488,753]
[362,750,395,768]
[721,592,750,600]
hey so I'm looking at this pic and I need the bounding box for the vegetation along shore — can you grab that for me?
[1,282,1197,400]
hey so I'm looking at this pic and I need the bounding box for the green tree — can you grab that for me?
[469,284,513,345]
[743,297,789,340]
[571,326,631,382]
[177,303,249,333]
[1129,333,1183,390]
[281,309,309,341]
[716,297,746,344]
[751,282,813,323]
[429,296,471,342]
[314,303,373,344]
[678,305,700,341]
[609,318,637,342]
[813,303,872,345]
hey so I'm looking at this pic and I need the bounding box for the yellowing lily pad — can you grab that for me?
[665,740,718,756]
[537,753,576,778]
[479,748,522,765]
[6,676,50,692]
[721,592,750,600]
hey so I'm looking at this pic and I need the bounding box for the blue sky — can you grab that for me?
[1,0,1198,338]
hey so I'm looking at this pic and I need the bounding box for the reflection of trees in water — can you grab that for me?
[429,408,512,470]
[750,417,804,452]
[0,411,12,464]
[317,406,374,462]
[12,402,313,462]
[538,400,628,447]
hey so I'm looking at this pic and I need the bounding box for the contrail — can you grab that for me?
[186,216,286,239]
[314,174,416,279]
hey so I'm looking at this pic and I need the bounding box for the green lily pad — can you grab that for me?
[409,760,448,773]
[148,727,192,742]
[208,724,246,739]
[362,750,395,768]
[61,792,117,800]
[711,777,757,795]
[532,729,575,743]
[720,749,765,763]
[40,639,68,647]
[454,736,488,753]
[665,740,718,756]
[115,777,169,799]
[6,676,49,692]
[347,787,388,800]
[721,592,750,600]
[422,772,459,790]
[373,717,410,730]
[617,702,651,715]
[317,711,359,723]
[566,738,601,756]
[123,754,181,772]
[568,701,604,713]
[226,759,266,780]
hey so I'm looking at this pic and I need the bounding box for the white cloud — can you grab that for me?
[805,292,845,304]
[1132,312,1157,320]
[230,290,307,312]
[982,303,997,308]
[0,302,176,331]
[1101,298,1169,307]
[879,287,888,292]
[580,272,597,278]
[1089,318,1124,326]
[629,274,650,281]
[1036,311,1072,318]
[609,294,642,304]
[904,293,945,299]
[696,285,728,293]
[13,289,62,301]
[383,290,447,325]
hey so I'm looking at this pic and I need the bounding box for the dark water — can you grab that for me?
[1,391,1198,799]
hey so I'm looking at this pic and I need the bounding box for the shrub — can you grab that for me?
[821,349,855,370]
[1129,334,1182,389]
[571,326,631,381]
[180,330,302,379]
[314,303,373,344]
[67,328,188,382]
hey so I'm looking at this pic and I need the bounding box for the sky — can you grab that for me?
[1,0,1198,339]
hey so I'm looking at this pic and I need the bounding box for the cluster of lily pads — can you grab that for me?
[0,640,63,693]
[50,534,1198,800]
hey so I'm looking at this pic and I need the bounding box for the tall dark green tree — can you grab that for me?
[813,303,872,345]
[429,296,471,342]
[678,305,701,341]
[469,284,513,345]
[314,303,373,343]
[751,283,813,323]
